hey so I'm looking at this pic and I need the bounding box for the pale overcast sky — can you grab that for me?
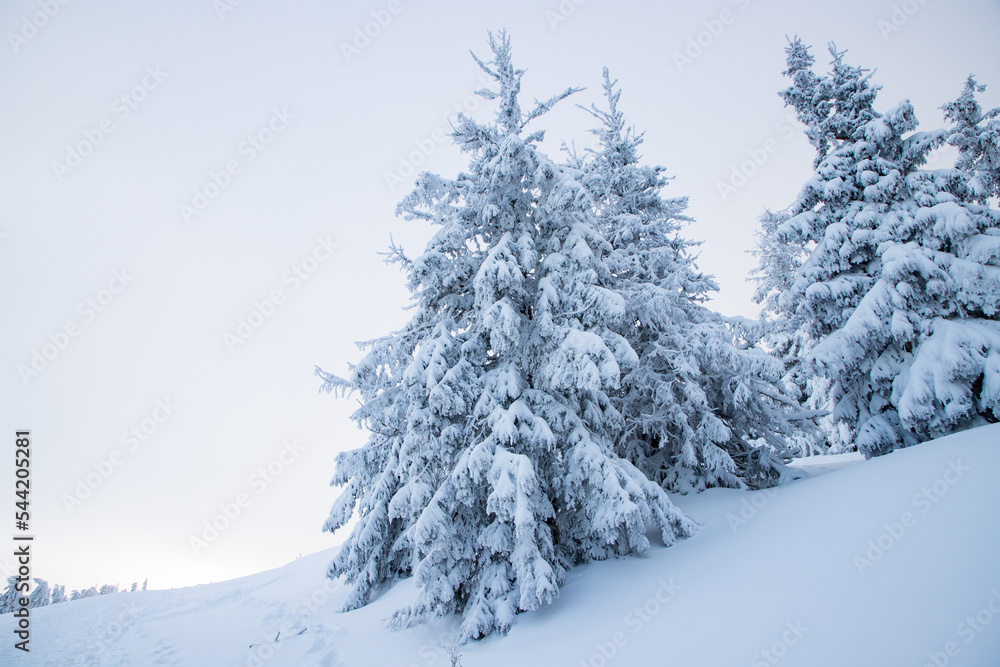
[2,0,998,591]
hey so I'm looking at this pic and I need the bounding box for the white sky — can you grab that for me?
[1,0,998,592]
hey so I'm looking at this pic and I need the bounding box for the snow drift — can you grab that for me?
[4,424,999,666]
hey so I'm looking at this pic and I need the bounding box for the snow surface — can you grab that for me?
[5,424,999,666]
[786,451,864,477]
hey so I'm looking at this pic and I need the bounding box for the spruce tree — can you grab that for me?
[942,76,1000,204]
[578,71,809,489]
[28,578,50,608]
[50,584,68,605]
[0,577,17,613]
[749,208,830,456]
[76,586,98,599]
[757,39,1000,456]
[749,207,812,383]
[810,103,1000,453]
[779,38,828,166]
[317,33,694,641]
[756,42,913,451]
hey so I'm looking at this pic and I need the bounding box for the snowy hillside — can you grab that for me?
[5,424,999,666]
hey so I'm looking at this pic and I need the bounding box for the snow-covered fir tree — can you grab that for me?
[576,71,810,488]
[749,207,811,376]
[778,38,828,167]
[756,40,910,451]
[752,39,882,441]
[751,208,799,322]
[756,39,1000,456]
[50,584,68,605]
[0,577,17,614]
[749,208,830,455]
[0,578,118,612]
[779,38,879,168]
[70,586,98,601]
[28,578,50,608]
[316,33,694,641]
[942,76,1000,204]
[770,41,888,342]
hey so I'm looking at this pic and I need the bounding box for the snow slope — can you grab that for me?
[5,424,999,666]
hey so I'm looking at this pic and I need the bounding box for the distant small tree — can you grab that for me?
[50,584,68,605]
[27,578,50,608]
[0,577,18,613]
